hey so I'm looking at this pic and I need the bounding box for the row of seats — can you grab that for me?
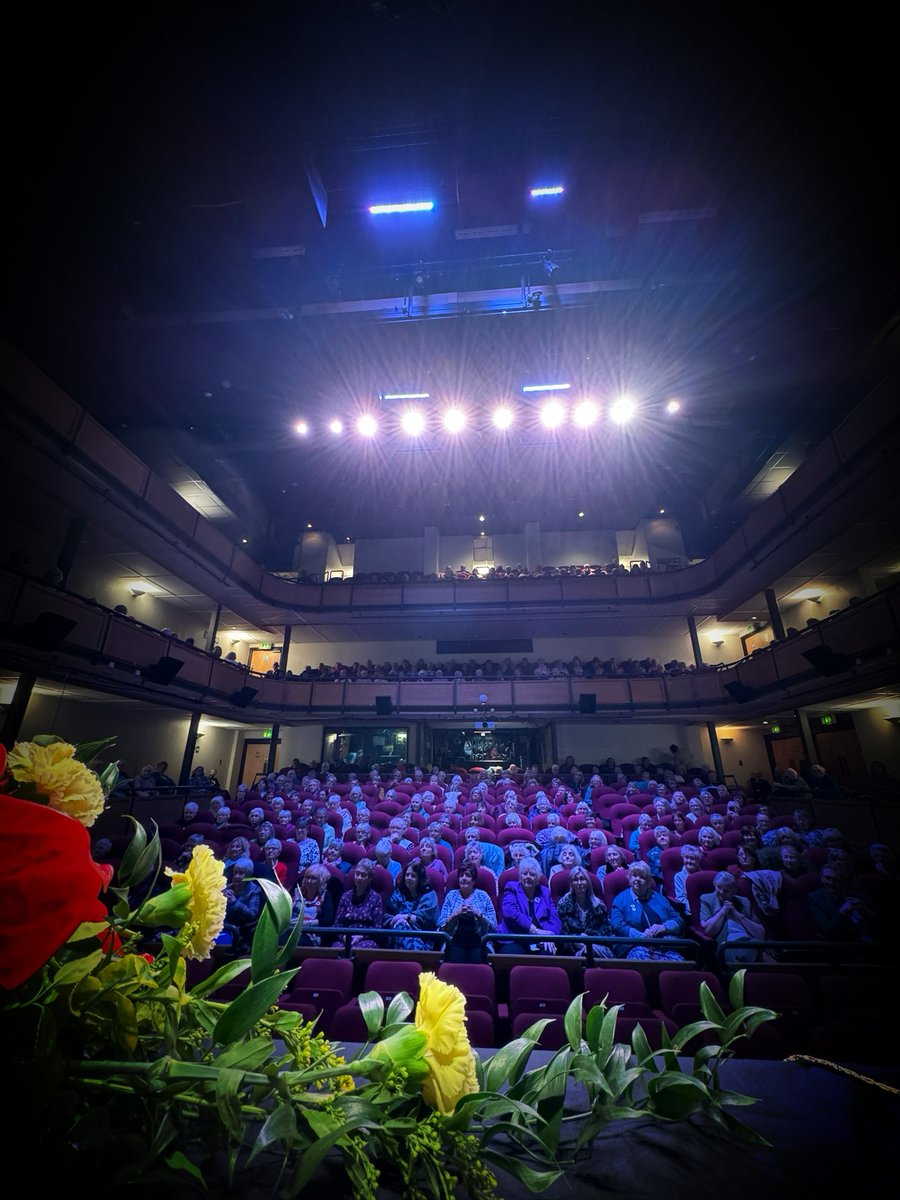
[189,954,896,1063]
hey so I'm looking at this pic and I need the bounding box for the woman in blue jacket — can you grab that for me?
[498,857,561,953]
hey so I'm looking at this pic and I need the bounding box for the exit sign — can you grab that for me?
[258,642,273,651]
[263,728,273,739]
[770,723,782,734]
[820,714,836,726]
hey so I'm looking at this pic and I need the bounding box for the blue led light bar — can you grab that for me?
[521,382,571,393]
[529,185,565,198]
[382,392,431,400]
[368,201,435,215]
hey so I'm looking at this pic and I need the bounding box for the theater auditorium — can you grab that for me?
[2,3,898,1192]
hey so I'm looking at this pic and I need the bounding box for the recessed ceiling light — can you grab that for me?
[578,511,585,518]
[478,514,486,522]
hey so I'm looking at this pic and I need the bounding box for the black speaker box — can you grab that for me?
[229,685,259,707]
[21,611,78,650]
[723,680,757,703]
[375,695,393,716]
[577,693,597,714]
[802,646,852,677]
[143,655,185,685]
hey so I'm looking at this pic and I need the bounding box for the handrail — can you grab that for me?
[481,930,699,965]
[322,926,451,956]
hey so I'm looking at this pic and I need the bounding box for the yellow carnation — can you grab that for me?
[7,740,106,826]
[164,844,227,959]
[414,972,478,1114]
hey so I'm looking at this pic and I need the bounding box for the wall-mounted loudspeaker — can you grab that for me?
[229,685,259,708]
[802,646,852,677]
[723,680,757,703]
[375,695,393,716]
[21,611,78,650]
[577,693,597,714]
[143,656,185,685]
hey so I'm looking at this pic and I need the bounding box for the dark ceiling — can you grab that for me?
[5,1,898,565]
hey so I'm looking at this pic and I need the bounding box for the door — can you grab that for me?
[248,647,282,674]
[240,740,272,787]
[814,728,868,788]
[768,736,805,777]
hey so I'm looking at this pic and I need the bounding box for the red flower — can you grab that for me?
[0,793,110,990]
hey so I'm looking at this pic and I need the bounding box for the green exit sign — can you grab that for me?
[263,728,273,739]
[258,642,273,651]
[770,723,782,734]
[820,714,836,726]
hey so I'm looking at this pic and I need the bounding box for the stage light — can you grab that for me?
[328,418,343,435]
[383,391,430,400]
[573,399,599,428]
[578,511,585,518]
[443,408,466,434]
[665,398,682,414]
[401,409,426,436]
[658,507,666,514]
[294,420,309,435]
[530,185,565,198]
[522,382,570,393]
[368,201,435,215]
[492,406,514,429]
[478,514,486,522]
[357,414,378,437]
[540,399,566,428]
[609,395,636,425]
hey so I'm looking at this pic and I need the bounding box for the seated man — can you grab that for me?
[699,871,766,965]
[806,865,880,942]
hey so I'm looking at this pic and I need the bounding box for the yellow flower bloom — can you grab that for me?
[164,844,227,959]
[7,740,105,826]
[414,972,478,1114]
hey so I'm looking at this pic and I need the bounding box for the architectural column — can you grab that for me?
[56,516,86,587]
[423,526,440,577]
[179,712,202,786]
[0,672,36,748]
[266,723,281,774]
[764,589,786,641]
[795,708,816,772]
[524,523,541,573]
[281,625,293,674]
[706,721,725,782]
[206,604,222,653]
[686,615,704,667]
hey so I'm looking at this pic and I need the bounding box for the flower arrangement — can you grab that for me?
[1,735,777,1198]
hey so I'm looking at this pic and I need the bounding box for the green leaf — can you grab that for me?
[67,921,111,943]
[584,1003,606,1053]
[156,934,182,988]
[74,736,117,764]
[163,1151,207,1187]
[289,1119,368,1196]
[385,991,414,1026]
[212,967,298,1044]
[31,734,64,746]
[249,1103,300,1163]
[215,1066,246,1140]
[53,949,103,986]
[358,989,385,1038]
[564,992,585,1051]
[630,1021,656,1068]
[189,957,252,999]
[215,1036,276,1072]
[727,968,747,1012]
[671,1020,721,1054]
[646,1072,710,1120]
[482,1035,542,1093]
[718,1088,760,1107]
[598,1002,621,1058]
[117,816,148,884]
[276,911,306,969]
[699,980,727,1026]
[479,1148,562,1192]
[255,876,293,932]
[250,904,280,983]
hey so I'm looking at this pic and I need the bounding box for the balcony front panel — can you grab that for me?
[629,677,666,705]
[311,681,346,708]
[75,415,149,499]
[820,602,898,657]
[454,582,508,605]
[456,681,513,707]
[402,583,455,606]
[398,681,453,707]
[780,439,841,515]
[512,679,572,708]
[14,580,109,647]
[507,579,562,604]
[349,584,405,607]
[144,473,202,538]
[103,620,170,667]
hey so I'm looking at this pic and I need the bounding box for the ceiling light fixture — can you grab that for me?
[491,406,514,429]
[609,395,636,425]
[540,400,566,429]
[357,414,378,437]
[522,382,570,393]
[400,409,426,437]
[665,398,682,414]
[294,420,309,435]
[573,399,599,428]
[383,391,430,401]
[530,185,565,198]
[368,201,435,215]
[443,408,466,433]
[328,418,343,435]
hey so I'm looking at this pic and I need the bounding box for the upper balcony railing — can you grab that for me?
[2,568,898,721]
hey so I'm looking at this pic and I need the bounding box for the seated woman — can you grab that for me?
[292,864,338,945]
[333,859,385,948]
[385,861,439,951]
[497,856,561,954]
[644,825,672,882]
[610,861,686,961]
[438,862,497,963]
[261,836,288,885]
[222,835,251,872]
[628,813,653,855]
[416,837,448,882]
[556,865,615,958]
[548,842,582,878]
[595,844,627,879]
[700,871,767,965]
[223,856,265,952]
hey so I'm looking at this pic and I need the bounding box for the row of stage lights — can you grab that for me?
[294,388,682,439]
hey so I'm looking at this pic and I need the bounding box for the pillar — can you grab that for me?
[524,523,541,573]
[56,516,86,587]
[0,672,36,747]
[266,722,281,774]
[687,616,704,668]
[706,721,725,782]
[206,604,222,654]
[423,526,440,577]
[764,589,786,641]
[179,712,202,786]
